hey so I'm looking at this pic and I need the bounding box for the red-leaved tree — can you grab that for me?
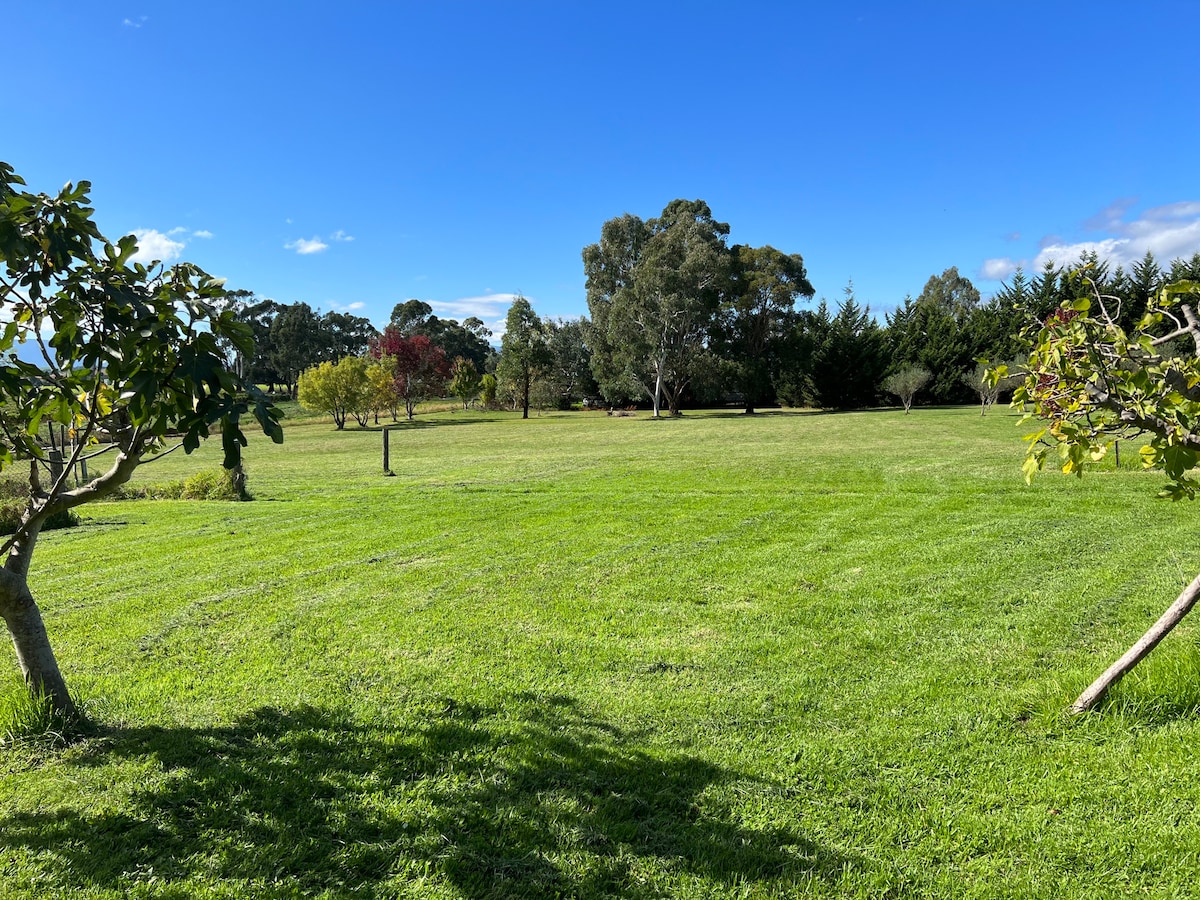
[369,327,450,419]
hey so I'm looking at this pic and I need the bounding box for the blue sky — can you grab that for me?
[7,2,1199,336]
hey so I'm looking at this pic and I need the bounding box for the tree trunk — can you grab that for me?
[0,529,77,719]
[1070,571,1200,714]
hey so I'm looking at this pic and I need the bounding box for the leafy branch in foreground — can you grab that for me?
[991,273,1200,713]
[0,162,283,719]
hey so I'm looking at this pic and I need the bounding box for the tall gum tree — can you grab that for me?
[0,163,282,718]
[998,272,1200,712]
[721,244,814,414]
[584,200,729,416]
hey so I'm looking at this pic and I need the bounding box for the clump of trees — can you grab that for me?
[578,201,1033,415]
[297,357,372,428]
[271,201,1200,426]
[369,329,452,421]
[578,199,1200,415]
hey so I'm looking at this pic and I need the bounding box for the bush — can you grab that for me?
[108,467,250,502]
[181,467,249,501]
[0,481,79,535]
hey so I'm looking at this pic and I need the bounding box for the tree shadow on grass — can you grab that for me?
[3,694,853,897]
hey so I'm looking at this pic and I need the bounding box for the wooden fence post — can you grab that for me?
[382,427,394,476]
[48,448,63,485]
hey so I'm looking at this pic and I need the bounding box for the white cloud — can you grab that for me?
[128,229,185,264]
[192,229,213,239]
[331,229,354,242]
[329,301,365,312]
[286,237,329,255]
[979,257,1019,281]
[982,199,1200,281]
[123,16,147,28]
[167,226,188,235]
[1034,237,1130,271]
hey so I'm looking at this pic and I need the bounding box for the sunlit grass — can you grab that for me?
[2,406,1199,897]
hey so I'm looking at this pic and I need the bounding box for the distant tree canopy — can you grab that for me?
[389,299,495,373]
[719,244,815,414]
[583,199,731,417]
[369,328,451,420]
[241,204,1200,422]
[229,301,377,396]
[791,285,889,410]
[579,200,1200,414]
[297,357,373,429]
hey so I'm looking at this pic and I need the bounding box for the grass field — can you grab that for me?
[3,405,1200,898]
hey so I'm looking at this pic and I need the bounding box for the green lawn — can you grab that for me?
[3,406,1200,898]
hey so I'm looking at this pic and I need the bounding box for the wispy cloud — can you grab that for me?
[166,226,212,239]
[432,294,518,320]
[128,229,186,264]
[1083,197,1138,232]
[284,230,353,255]
[981,199,1200,282]
[329,301,366,312]
[285,237,329,255]
[123,16,147,28]
[431,293,523,339]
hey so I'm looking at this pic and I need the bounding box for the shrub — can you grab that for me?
[181,467,249,501]
[0,481,79,535]
[106,467,250,502]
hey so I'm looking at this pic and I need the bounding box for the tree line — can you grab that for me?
[288,198,1200,426]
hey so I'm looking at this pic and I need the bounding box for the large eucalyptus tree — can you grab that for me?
[584,200,730,416]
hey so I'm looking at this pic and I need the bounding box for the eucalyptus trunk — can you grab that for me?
[651,361,664,418]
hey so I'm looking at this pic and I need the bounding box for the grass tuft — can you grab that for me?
[1100,642,1200,725]
[110,466,250,501]
[0,683,73,749]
